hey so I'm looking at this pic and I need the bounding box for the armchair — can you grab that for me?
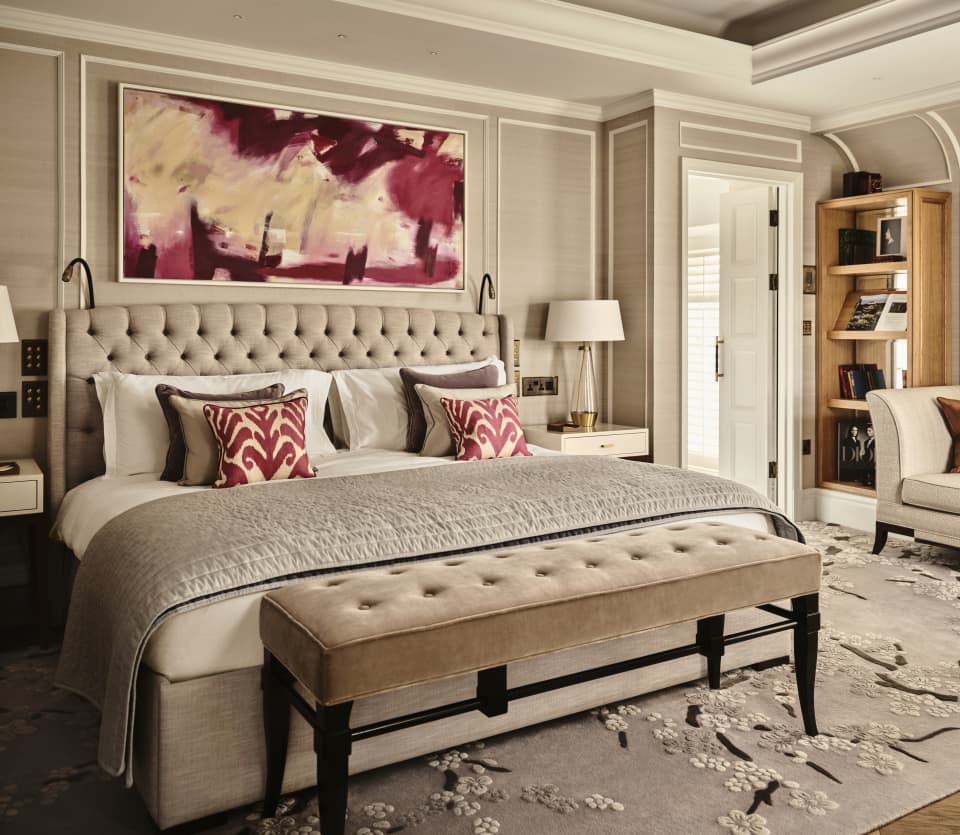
[866,386,960,554]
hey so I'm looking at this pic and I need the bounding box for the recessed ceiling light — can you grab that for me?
[337,33,348,39]
[429,49,440,55]
[233,13,243,19]
[872,75,882,81]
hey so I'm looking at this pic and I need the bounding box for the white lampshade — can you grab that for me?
[0,286,18,343]
[545,299,624,342]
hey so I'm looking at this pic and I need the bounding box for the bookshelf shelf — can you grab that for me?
[815,188,951,500]
[828,330,907,341]
[827,261,909,276]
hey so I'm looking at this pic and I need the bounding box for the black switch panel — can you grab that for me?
[21,381,47,418]
[0,391,15,419]
[21,339,48,377]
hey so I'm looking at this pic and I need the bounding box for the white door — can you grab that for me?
[717,186,777,499]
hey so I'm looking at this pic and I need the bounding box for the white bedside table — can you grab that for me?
[524,423,649,458]
[0,458,47,638]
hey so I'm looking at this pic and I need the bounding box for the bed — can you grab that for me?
[49,302,798,829]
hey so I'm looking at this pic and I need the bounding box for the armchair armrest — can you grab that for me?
[866,387,959,505]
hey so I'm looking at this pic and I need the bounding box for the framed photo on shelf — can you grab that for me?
[837,419,876,486]
[877,217,905,258]
[802,265,816,294]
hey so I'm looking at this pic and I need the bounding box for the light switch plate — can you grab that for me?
[0,391,15,419]
[21,381,47,418]
[21,339,48,377]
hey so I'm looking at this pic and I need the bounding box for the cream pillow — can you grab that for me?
[94,370,335,476]
[170,389,307,486]
[414,383,516,457]
[330,358,506,450]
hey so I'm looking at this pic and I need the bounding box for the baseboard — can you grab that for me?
[801,487,876,531]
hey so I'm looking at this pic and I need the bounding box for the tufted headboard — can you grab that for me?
[48,302,512,513]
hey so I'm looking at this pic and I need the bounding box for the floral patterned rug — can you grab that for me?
[1,523,959,834]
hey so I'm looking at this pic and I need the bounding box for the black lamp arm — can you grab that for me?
[61,257,96,309]
[478,273,496,315]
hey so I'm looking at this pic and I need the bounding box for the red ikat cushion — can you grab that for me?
[439,394,532,461]
[203,392,315,488]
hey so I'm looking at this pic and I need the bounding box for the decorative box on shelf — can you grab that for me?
[524,423,648,458]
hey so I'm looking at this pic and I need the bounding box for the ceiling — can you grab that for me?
[4,0,960,129]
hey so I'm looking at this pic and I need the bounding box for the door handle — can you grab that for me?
[714,337,725,382]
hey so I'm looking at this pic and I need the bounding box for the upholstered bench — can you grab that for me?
[259,521,821,834]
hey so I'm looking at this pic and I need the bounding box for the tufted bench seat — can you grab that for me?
[259,521,821,834]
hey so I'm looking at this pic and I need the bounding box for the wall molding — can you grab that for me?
[753,0,960,83]
[0,41,65,308]
[679,121,802,164]
[602,89,811,132]
[813,79,960,133]
[0,3,601,121]
[926,109,960,172]
[332,0,748,81]
[606,120,648,424]
[821,132,858,171]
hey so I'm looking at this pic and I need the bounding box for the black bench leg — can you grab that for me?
[696,614,725,689]
[316,702,353,835]
[262,651,292,818]
[792,594,820,736]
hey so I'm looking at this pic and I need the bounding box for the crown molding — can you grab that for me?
[753,0,960,83]
[812,79,960,132]
[332,0,750,81]
[0,3,603,121]
[602,90,810,132]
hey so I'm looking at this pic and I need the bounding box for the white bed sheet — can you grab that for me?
[55,450,775,682]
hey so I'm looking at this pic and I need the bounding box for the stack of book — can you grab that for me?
[838,228,877,265]
[838,363,886,400]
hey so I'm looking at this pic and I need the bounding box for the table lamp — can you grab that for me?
[545,299,623,428]
[0,285,18,345]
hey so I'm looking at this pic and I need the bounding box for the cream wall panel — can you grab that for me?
[679,122,802,164]
[0,45,60,464]
[498,120,595,426]
[608,120,648,428]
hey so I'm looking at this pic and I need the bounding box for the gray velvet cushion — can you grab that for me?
[155,383,285,481]
[399,365,500,451]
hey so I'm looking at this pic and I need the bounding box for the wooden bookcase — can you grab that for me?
[815,188,951,497]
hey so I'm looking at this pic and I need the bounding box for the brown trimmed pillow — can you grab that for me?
[169,389,303,486]
[156,383,285,481]
[936,396,960,472]
[399,365,500,451]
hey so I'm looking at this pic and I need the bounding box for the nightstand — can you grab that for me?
[524,423,649,458]
[0,459,48,640]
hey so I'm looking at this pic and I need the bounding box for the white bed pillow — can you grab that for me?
[330,357,506,450]
[94,369,336,476]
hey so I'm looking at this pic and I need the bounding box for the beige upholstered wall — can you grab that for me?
[0,29,601,465]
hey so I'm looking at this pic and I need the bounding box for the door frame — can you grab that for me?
[680,157,803,520]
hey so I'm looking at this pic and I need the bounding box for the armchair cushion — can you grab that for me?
[901,473,960,514]
[935,397,960,472]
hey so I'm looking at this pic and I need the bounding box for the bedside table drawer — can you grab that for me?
[0,479,41,515]
[563,431,648,457]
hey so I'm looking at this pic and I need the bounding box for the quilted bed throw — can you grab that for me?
[54,456,799,781]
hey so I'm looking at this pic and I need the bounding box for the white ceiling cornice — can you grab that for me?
[331,0,751,81]
[753,0,960,83]
[812,79,960,132]
[602,90,811,132]
[0,3,604,120]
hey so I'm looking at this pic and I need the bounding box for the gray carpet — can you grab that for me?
[1,522,959,834]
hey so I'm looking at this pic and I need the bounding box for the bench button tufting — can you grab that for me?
[358,604,371,610]
[535,571,547,577]
[631,555,643,560]
[586,562,597,568]
[482,581,494,587]
[423,591,435,598]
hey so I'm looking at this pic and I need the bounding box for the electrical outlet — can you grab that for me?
[802,439,811,455]
[21,339,48,377]
[522,376,558,397]
[0,391,15,419]
[21,381,47,418]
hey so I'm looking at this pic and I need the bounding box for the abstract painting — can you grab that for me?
[119,86,465,290]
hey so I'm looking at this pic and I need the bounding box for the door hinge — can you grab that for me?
[768,461,778,479]
[769,274,779,291]
[769,209,779,227]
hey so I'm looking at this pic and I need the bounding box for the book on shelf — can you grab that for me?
[837,363,886,400]
[875,293,907,331]
[845,294,888,330]
[838,228,877,266]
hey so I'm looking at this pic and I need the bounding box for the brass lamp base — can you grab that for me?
[571,411,598,429]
